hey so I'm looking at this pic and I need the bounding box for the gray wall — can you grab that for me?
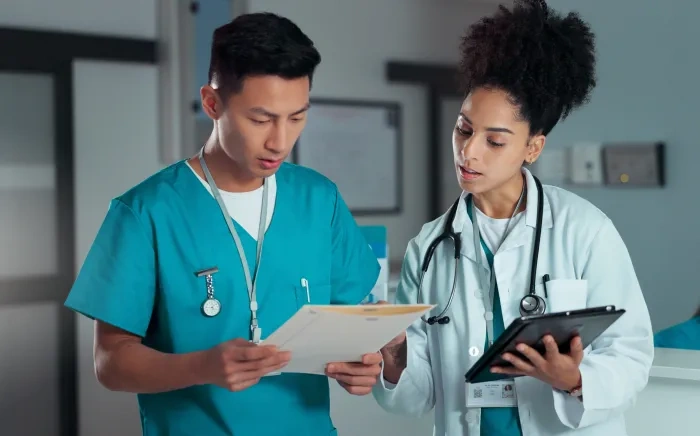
[542,0,699,331]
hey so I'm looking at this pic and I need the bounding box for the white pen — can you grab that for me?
[301,278,310,303]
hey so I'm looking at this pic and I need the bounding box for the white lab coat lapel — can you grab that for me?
[452,191,488,272]
[492,168,554,254]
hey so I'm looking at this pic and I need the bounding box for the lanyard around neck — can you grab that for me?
[198,148,269,343]
[470,184,525,346]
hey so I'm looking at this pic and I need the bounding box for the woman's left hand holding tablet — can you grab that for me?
[491,334,584,392]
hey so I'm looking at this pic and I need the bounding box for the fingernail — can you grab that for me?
[516,344,525,352]
[327,364,335,372]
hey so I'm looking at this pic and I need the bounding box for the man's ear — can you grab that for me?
[199,85,223,120]
[525,134,546,164]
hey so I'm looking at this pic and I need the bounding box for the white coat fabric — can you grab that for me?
[372,168,654,435]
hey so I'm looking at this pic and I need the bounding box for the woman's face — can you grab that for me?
[452,87,544,195]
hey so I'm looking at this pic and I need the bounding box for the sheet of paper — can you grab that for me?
[263,304,434,375]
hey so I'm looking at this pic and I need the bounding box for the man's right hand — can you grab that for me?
[201,338,291,391]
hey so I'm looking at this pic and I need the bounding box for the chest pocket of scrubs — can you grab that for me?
[294,280,332,308]
[545,279,588,313]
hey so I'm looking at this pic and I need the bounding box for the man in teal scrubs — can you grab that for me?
[65,12,382,435]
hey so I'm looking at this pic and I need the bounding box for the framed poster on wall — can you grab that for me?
[292,98,403,215]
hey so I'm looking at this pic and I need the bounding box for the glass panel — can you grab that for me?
[193,0,232,121]
[440,98,464,212]
[0,72,54,164]
[0,72,57,278]
[0,302,60,436]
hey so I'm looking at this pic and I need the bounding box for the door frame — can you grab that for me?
[385,61,461,220]
[0,27,156,436]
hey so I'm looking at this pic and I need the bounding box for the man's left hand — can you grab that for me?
[490,335,583,392]
[325,352,383,395]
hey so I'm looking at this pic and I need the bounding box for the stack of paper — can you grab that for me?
[264,304,433,375]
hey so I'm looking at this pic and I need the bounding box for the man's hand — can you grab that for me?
[490,334,584,392]
[325,352,383,395]
[201,338,291,391]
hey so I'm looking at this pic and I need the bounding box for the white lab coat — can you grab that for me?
[373,168,654,435]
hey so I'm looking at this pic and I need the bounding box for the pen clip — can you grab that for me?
[301,278,310,303]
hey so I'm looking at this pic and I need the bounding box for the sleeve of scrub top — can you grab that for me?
[329,187,381,304]
[64,198,156,337]
[372,237,436,416]
[552,217,654,429]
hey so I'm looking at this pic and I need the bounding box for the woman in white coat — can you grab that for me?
[370,1,654,435]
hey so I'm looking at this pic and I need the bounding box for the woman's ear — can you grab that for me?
[526,134,546,164]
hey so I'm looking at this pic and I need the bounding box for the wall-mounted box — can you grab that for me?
[569,142,604,186]
[602,142,665,187]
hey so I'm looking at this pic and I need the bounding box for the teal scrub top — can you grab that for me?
[654,316,700,351]
[65,160,381,436]
[467,203,523,436]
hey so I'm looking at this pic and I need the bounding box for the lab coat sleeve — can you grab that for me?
[329,186,381,305]
[553,217,654,429]
[64,199,156,337]
[372,237,436,416]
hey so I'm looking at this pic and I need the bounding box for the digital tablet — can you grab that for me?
[464,305,625,384]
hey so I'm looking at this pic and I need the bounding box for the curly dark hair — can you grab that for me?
[458,0,596,136]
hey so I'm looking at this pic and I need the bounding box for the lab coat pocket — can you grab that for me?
[545,279,588,313]
[294,279,331,308]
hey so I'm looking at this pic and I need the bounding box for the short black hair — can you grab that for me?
[208,12,321,96]
[458,0,596,136]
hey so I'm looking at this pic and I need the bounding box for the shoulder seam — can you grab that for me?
[114,198,155,250]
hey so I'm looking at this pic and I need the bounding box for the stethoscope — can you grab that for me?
[417,175,546,327]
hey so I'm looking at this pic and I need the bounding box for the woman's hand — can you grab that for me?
[491,335,583,392]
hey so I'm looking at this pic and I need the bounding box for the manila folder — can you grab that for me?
[263,304,433,375]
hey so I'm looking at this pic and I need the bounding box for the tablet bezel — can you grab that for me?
[464,305,626,383]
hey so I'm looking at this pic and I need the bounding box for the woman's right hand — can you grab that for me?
[372,300,409,383]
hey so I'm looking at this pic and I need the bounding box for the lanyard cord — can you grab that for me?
[198,148,268,343]
[471,182,525,346]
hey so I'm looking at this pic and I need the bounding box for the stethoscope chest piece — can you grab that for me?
[519,294,546,317]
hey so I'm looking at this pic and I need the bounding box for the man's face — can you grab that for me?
[206,75,310,180]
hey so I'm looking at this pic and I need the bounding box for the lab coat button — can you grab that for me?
[469,346,480,357]
[474,289,483,298]
[466,410,478,424]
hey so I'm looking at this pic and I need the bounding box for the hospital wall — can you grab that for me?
[543,0,700,332]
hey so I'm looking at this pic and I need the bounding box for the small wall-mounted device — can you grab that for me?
[602,142,665,187]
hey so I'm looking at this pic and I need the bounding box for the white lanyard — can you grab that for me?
[198,148,268,343]
[470,185,525,346]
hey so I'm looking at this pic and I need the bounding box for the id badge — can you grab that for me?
[466,380,517,408]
